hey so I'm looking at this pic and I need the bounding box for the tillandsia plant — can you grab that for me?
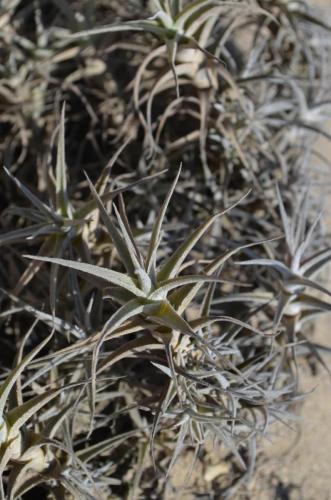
[1,1,331,499]
[68,0,331,196]
[1,0,330,234]
[213,184,331,370]
[0,319,148,499]
[0,326,85,499]
[71,0,277,182]
[1,104,163,304]
[0,0,97,168]
[25,169,259,417]
[19,168,330,497]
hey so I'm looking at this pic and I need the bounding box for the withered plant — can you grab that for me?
[1,1,331,498]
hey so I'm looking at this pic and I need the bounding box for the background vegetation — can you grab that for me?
[0,1,330,498]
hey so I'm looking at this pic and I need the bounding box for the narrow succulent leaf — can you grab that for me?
[171,0,181,17]
[298,333,331,376]
[303,341,331,354]
[299,247,331,277]
[146,167,181,273]
[70,20,170,39]
[175,0,221,27]
[170,239,276,313]
[24,256,145,297]
[293,196,308,244]
[4,167,60,224]
[6,206,47,224]
[6,381,82,435]
[76,169,167,219]
[184,5,237,37]
[118,194,144,266]
[286,276,331,298]
[164,341,180,401]
[112,204,150,292]
[151,0,165,11]
[167,419,189,476]
[5,398,49,436]
[113,204,146,271]
[146,63,195,150]
[56,104,71,217]
[151,362,172,378]
[158,192,250,281]
[13,236,56,296]
[49,237,63,316]
[149,274,229,300]
[0,333,53,416]
[237,258,293,278]
[90,298,153,424]
[162,0,173,17]
[133,45,166,124]
[186,5,275,38]
[149,300,194,336]
[8,461,37,500]
[0,224,48,246]
[295,211,322,267]
[190,315,265,337]
[44,404,74,438]
[212,291,273,305]
[157,209,222,281]
[10,320,38,410]
[128,441,149,500]
[200,268,220,318]
[0,288,84,342]
[0,444,15,498]
[276,183,293,252]
[98,334,162,373]
[29,320,145,370]
[85,174,137,278]
[166,36,180,98]
[234,248,322,301]
[76,429,142,462]
[95,136,132,195]
[274,292,292,331]
[292,9,331,31]
[150,380,177,469]
[197,13,218,48]
[295,294,331,312]
[100,298,150,337]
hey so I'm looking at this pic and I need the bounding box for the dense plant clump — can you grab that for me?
[0,1,330,498]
